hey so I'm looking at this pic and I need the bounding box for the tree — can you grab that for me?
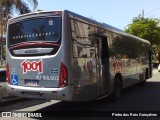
[0,0,38,18]
[125,17,160,63]
[0,0,38,35]
[0,0,38,63]
[125,17,160,45]
[0,0,38,39]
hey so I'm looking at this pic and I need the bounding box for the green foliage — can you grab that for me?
[0,0,38,16]
[125,17,160,45]
[125,17,160,63]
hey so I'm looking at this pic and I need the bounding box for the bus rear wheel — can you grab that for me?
[112,77,122,101]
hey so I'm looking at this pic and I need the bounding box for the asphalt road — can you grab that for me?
[32,69,160,111]
[16,69,158,120]
[36,68,160,119]
[0,69,160,119]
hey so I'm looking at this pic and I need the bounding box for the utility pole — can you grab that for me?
[142,9,144,18]
[138,10,145,19]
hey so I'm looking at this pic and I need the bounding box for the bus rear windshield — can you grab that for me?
[8,17,61,46]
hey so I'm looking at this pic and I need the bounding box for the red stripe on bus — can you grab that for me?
[9,42,60,50]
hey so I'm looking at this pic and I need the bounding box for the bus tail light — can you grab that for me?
[59,63,68,88]
[6,63,11,84]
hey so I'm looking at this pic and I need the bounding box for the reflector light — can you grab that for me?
[11,88,14,92]
[54,11,62,15]
[52,91,57,93]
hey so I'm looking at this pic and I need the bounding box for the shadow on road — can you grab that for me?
[34,81,160,119]
[35,81,160,112]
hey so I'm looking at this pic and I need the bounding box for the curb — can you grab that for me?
[0,97,27,105]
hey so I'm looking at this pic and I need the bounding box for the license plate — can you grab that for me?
[25,80,39,86]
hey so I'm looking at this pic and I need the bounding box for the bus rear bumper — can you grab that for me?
[6,84,73,101]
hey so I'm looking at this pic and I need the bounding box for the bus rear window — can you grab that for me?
[8,17,61,46]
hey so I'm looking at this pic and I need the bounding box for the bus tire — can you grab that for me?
[112,77,122,101]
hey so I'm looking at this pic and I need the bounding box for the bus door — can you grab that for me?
[96,36,110,96]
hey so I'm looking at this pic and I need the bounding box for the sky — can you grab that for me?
[35,0,160,30]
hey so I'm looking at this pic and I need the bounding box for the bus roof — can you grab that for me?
[66,10,150,45]
[9,10,150,45]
